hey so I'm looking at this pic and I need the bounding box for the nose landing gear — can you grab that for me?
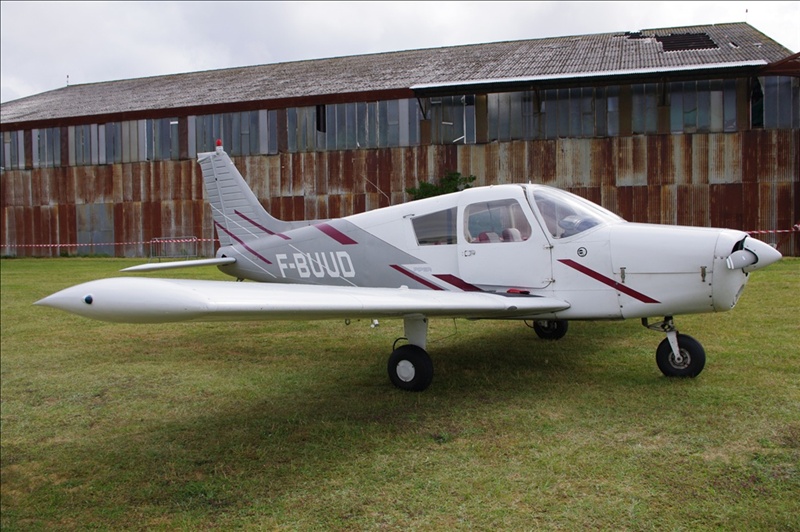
[643,317,706,377]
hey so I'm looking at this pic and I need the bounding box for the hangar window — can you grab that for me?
[104,122,123,164]
[194,111,272,156]
[464,199,531,243]
[430,95,475,144]
[289,98,420,152]
[759,76,800,129]
[412,207,457,245]
[147,118,179,161]
[489,87,617,140]
[69,124,96,166]
[33,127,61,168]
[631,83,658,134]
[669,80,738,133]
[1,130,24,171]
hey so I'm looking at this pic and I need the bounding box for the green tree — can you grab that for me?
[406,171,477,200]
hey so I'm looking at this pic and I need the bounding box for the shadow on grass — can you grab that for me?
[22,319,667,522]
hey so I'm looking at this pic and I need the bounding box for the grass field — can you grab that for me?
[1,257,798,530]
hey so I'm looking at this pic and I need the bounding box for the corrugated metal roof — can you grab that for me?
[1,22,793,126]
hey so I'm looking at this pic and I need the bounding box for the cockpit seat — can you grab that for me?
[478,231,501,243]
[502,228,522,242]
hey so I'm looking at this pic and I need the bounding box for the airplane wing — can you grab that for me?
[35,277,570,324]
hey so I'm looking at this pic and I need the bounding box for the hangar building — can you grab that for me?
[1,22,798,257]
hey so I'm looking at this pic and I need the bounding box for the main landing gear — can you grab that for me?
[529,319,569,340]
[385,315,706,390]
[643,316,706,377]
[388,316,434,391]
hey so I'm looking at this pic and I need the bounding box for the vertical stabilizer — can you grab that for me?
[198,143,290,246]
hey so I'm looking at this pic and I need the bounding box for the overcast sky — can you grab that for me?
[1,1,798,104]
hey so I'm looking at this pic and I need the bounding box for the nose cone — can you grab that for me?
[742,237,782,272]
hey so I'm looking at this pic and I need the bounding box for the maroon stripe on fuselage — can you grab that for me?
[215,222,272,265]
[234,210,290,240]
[433,274,483,292]
[315,223,358,245]
[558,259,660,304]
[390,265,444,290]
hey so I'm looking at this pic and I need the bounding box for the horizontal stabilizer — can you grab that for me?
[36,277,570,324]
[120,257,236,272]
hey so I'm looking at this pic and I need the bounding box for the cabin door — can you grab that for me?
[457,192,552,289]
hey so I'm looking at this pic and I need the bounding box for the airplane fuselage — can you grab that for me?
[213,183,775,322]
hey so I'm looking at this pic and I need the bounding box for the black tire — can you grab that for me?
[387,344,433,392]
[656,334,706,377]
[533,320,569,340]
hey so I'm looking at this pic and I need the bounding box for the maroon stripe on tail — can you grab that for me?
[234,210,290,240]
[558,259,659,304]
[315,223,358,245]
[215,222,272,265]
[390,265,444,290]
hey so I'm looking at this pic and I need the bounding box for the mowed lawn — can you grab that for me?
[1,257,798,530]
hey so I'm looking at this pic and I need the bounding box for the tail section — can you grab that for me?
[198,142,293,246]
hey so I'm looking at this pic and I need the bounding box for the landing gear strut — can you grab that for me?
[643,316,706,377]
[388,316,433,391]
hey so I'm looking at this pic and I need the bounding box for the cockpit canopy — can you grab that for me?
[409,184,623,247]
[528,185,623,239]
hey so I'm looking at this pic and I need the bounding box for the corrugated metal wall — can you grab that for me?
[2,130,797,257]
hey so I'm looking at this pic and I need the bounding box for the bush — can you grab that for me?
[406,171,476,200]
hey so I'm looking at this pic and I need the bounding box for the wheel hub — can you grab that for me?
[396,360,416,382]
[670,350,690,369]
[536,320,555,332]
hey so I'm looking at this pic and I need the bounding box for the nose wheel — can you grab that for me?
[644,317,706,378]
[655,333,706,377]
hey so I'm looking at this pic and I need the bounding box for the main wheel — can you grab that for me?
[656,334,706,377]
[532,320,569,340]
[387,344,433,392]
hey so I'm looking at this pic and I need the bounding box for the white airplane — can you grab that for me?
[36,141,782,391]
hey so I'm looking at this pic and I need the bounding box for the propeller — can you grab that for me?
[726,237,782,272]
[726,249,757,270]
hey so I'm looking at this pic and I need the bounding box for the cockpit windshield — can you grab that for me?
[529,186,623,239]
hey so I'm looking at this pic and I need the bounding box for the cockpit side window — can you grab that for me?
[464,199,532,243]
[412,207,457,245]
[532,187,621,238]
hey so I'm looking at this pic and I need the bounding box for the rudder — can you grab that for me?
[198,143,291,246]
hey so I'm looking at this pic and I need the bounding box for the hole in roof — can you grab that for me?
[656,33,719,52]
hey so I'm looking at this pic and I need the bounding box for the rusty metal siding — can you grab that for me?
[1,130,797,258]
